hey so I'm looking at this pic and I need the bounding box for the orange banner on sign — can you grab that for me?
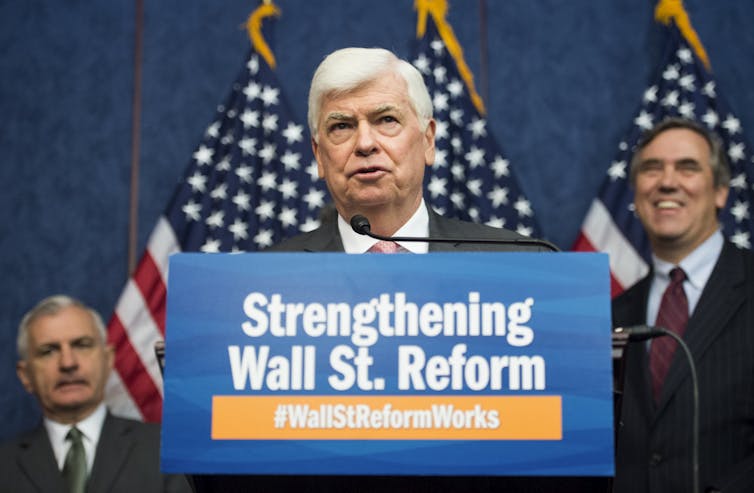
[212,395,561,440]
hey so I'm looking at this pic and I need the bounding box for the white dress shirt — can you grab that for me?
[646,230,724,326]
[44,403,107,473]
[337,199,430,254]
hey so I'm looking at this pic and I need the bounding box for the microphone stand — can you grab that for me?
[349,214,561,252]
[613,325,699,493]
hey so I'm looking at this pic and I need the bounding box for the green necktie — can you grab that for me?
[62,427,87,493]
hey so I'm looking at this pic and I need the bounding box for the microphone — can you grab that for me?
[612,324,666,342]
[613,324,700,493]
[349,214,560,252]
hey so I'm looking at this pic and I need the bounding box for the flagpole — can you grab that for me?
[128,0,145,275]
[654,0,710,70]
[478,0,489,106]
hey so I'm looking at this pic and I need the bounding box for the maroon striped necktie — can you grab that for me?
[649,267,689,402]
[367,240,409,253]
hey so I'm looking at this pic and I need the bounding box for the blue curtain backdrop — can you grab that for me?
[1,0,753,439]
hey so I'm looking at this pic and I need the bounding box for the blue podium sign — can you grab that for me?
[161,252,613,476]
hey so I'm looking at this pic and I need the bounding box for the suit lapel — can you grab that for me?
[427,208,462,252]
[301,219,344,252]
[655,243,747,413]
[16,426,67,492]
[616,276,657,423]
[87,414,134,493]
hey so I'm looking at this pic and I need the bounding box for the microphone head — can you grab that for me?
[614,325,665,342]
[350,215,371,235]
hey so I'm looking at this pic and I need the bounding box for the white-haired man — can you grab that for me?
[194,47,609,493]
[270,47,543,254]
[0,295,192,493]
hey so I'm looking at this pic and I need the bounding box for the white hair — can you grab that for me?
[17,295,106,359]
[307,47,433,140]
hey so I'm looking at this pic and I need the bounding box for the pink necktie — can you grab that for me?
[649,267,689,402]
[367,241,409,253]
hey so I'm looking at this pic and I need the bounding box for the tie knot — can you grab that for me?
[367,240,408,254]
[669,267,686,284]
[66,427,83,444]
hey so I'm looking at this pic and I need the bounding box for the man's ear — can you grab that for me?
[312,137,325,179]
[423,119,436,167]
[99,343,115,382]
[16,360,34,394]
[105,344,115,371]
[714,185,730,211]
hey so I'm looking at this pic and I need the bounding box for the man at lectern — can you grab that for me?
[0,295,193,493]
[199,46,609,493]
[269,46,546,254]
[612,117,754,493]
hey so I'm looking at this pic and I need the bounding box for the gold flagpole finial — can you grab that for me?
[654,0,711,70]
[246,1,281,69]
[415,0,486,115]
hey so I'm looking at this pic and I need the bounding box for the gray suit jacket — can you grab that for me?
[0,413,193,493]
[612,242,754,493]
[268,206,548,252]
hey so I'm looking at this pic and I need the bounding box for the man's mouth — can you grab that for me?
[655,200,682,209]
[350,166,386,177]
[56,379,87,390]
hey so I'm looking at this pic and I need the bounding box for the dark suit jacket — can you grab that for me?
[267,206,550,253]
[612,242,754,493]
[0,413,193,493]
[194,207,609,492]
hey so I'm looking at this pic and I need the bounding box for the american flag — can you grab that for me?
[573,23,754,297]
[105,7,542,421]
[412,15,541,237]
[104,37,327,420]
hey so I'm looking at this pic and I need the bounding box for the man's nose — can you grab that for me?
[354,121,378,157]
[658,164,679,189]
[59,345,78,370]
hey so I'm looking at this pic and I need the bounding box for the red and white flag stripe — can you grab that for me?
[573,199,649,298]
[105,217,179,421]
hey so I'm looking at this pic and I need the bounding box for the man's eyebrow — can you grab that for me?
[37,341,61,349]
[323,105,406,123]
[674,157,701,165]
[324,111,354,123]
[72,335,96,343]
[370,104,406,117]
[640,156,700,164]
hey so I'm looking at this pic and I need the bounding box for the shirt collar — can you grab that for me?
[337,200,430,253]
[44,402,107,446]
[652,229,724,291]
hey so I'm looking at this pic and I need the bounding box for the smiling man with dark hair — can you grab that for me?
[613,117,754,493]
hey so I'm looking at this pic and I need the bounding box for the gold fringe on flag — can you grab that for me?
[654,0,711,70]
[415,0,486,115]
[246,1,280,69]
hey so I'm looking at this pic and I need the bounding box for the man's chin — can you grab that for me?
[342,196,393,213]
[50,399,99,418]
[52,389,96,408]
[651,233,684,244]
[644,222,688,241]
